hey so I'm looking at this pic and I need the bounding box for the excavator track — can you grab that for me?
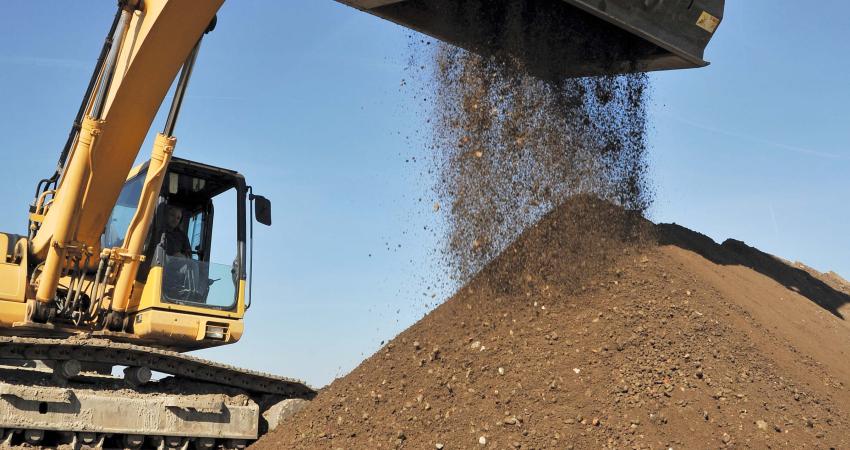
[0,337,315,449]
[0,336,315,398]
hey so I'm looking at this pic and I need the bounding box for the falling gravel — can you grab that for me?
[424,39,652,285]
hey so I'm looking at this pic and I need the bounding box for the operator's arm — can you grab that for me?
[161,229,192,258]
[178,232,192,258]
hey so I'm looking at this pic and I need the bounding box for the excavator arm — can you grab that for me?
[27,0,222,324]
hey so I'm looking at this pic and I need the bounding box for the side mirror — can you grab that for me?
[252,195,272,226]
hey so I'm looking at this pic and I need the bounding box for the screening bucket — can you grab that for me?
[337,0,724,79]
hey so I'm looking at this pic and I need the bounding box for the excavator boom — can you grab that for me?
[31,1,221,259]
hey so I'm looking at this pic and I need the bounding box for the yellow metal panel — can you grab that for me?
[0,237,27,303]
[0,300,27,327]
[132,308,244,347]
[132,267,245,320]
[134,266,164,312]
[0,264,26,303]
[0,234,8,263]
[236,279,246,316]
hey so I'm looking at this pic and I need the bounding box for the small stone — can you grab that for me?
[471,341,481,350]
[756,420,768,431]
[573,368,581,374]
[413,341,421,350]
[435,444,444,450]
[592,418,600,426]
[498,367,506,376]
[721,433,731,444]
[479,436,487,445]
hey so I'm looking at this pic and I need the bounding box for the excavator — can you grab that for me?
[0,0,723,448]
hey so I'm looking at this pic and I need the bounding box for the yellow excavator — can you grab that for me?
[0,0,722,447]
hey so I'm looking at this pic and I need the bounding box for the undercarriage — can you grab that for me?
[0,337,314,449]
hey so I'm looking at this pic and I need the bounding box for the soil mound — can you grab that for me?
[255,199,850,449]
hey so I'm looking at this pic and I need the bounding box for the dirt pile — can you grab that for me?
[254,198,850,449]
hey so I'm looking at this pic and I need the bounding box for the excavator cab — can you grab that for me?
[339,0,724,79]
[102,157,266,350]
[148,160,244,310]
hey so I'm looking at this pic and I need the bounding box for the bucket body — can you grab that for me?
[338,0,724,79]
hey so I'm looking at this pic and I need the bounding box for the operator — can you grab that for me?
[163,205,192,257]
[161,204,200,301]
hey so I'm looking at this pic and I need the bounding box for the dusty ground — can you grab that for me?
[255,200,850,449]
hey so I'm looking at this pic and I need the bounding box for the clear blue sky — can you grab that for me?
[0,1,847,387]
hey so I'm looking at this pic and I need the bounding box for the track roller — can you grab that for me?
[52,359,82,383]
[224,439,247,450]
[123,434,145,449]
[23,429,44,445]
[124,365,152,387]
[78,431,103,447]
[165,435,188,449]
[150,435,189,450]
[195,437,216,449]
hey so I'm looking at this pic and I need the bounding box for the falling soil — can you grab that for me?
[424,39,652,285]
[254,198,850,449]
